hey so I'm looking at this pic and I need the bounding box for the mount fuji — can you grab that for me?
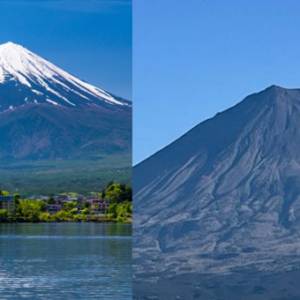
[0,42,131,194]
[0,41,129,110]
[134,85,300,299]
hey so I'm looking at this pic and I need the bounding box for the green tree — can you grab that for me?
[53,210,72,222]
[63,201,77,211]
[107,201,132,223]
[103,183,132,203]
[47,196,56,205]
[0,209,9,222]
[0,190,9,196]
[18,200,45,222]
[81,208,89,215]
[73,214,87,222]
[108,203,118,218]
[39,212,53,222]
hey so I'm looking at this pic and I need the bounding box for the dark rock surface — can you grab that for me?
[134,85,300,298]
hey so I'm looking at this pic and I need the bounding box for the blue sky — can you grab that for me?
[0,0,131,99]
[134,0,300,163]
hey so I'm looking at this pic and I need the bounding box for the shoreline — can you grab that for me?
[0,220,132,224]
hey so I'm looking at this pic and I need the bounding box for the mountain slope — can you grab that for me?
[0,104,130,159]
[0,42,129,110]
[134,85,300,282]
[0,42,131,193]
[0,42,131,160]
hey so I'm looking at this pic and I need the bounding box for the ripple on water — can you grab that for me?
[0,223,132,299]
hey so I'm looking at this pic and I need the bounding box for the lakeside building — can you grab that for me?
[43,195,109,214]
[53,194,85,203]
[86,198,109,214]
[0,195,14,211]
[46,204,63,214]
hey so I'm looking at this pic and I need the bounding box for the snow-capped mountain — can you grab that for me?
[134,85,300,297]
[0,41,129,111]
[0,42,131,160]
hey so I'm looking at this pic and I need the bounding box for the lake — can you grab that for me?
[0,223,132,300]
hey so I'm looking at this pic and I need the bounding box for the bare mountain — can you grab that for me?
[134,85,300,298]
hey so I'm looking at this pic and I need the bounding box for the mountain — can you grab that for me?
[0,42,131,194]
[0,42,131,160]
[134,85,300,298]
[0,42,129,111]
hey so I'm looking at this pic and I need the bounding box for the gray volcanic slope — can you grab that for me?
[134,85,300,286]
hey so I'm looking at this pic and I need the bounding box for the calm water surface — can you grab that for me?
[0,223,132,299]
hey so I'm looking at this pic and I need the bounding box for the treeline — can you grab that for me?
[102,182,132,222]
[0,182,132,223]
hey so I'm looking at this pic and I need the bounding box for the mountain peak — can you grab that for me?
[260,85,300,108]
[0,41,22,49]
[259,85,289,96]
[0,42,131,162]
[266,84,284,90]
[134,84,300,283]
[0,42,128,110]
[244,85,300,109]
[262,84,300,95]
[0,41,27,55]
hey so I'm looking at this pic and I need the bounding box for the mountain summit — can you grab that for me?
[0,42,131,185]
[0,42,128,111]
[134,85,300,287]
